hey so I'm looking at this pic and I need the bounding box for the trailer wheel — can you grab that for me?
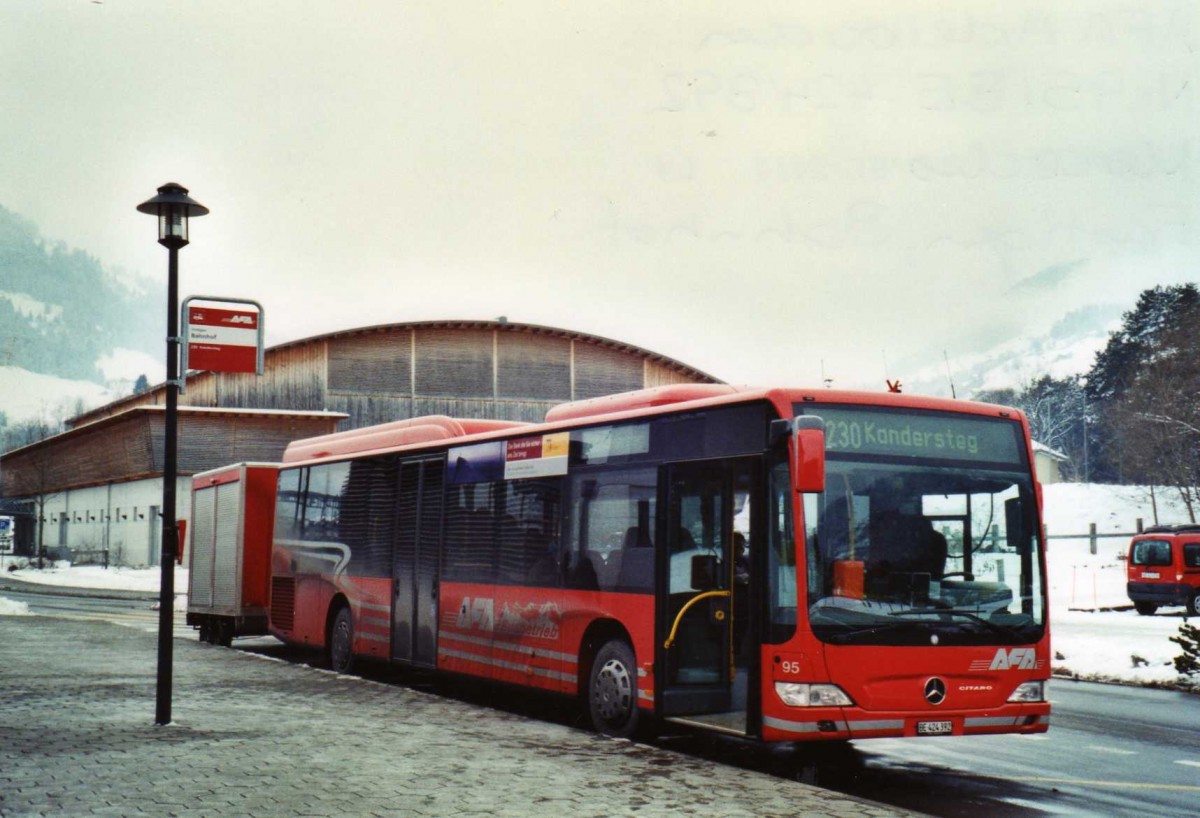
[216,618,234,648]
[329,605,355,674]
[199,621,212,643]
[1134,601,1158,616]
[588,639,639,738]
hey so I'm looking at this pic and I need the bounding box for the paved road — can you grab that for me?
[0,611,913,818]
[7,578,1199,816]
[787,680,1200,817]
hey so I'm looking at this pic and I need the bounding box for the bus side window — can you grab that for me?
[444,483,498,584]
[565,467,656,593]
[496,479,562,587]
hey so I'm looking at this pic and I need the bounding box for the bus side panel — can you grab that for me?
[558,590,656,705]
[437,581,496,680]
[290,573,336,648]
[346,576,393,659]
[436,583,656,702]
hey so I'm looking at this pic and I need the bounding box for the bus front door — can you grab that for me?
[660,460,757,736]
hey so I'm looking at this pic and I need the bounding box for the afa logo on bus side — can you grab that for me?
[457,597,495,632]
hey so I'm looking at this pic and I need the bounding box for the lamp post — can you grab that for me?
[137,182,208,726]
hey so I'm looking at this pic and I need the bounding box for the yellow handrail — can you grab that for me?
[663,589,731,650]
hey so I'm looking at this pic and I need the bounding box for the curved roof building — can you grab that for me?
[72,320,721,432]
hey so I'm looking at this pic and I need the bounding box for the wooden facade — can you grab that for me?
[70,321,720,432]
[1,408,345,496]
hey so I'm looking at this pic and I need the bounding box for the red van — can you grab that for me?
[1126,525,1200,615]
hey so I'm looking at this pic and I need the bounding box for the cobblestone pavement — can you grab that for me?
[0,616,923,817]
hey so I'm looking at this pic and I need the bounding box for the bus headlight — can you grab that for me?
[1007,681,1046,703]
[775,682,854,707]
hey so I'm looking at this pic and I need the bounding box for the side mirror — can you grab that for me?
[793,416,826,494]
[691,554,719,591]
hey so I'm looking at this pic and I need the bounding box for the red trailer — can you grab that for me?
[187,463,277,645]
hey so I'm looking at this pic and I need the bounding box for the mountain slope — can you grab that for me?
[0,205,162,425]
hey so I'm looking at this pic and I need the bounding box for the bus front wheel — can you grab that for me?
[588,639,639,738]
[329,606,355,674]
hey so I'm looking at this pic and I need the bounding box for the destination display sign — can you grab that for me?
[800,406,1025,465]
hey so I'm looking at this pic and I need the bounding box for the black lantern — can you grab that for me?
[137,182,209,248]
[138,181,208,726]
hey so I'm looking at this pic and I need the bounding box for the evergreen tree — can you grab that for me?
[1086,284,1200,405]
[1171,621,1200,680]
[1084,283,1200,483]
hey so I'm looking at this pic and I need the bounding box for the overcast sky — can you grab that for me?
[2,2,1196,392]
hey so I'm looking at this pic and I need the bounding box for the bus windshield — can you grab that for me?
[797,405,1045,647]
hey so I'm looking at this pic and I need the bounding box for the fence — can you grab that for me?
[1045,519,1146,556]
[1046,520,1144,610]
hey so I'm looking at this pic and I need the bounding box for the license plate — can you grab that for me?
[1143,572,1160,579]
[917,720,953,736]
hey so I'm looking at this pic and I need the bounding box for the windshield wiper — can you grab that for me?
[819,620,930,645]
[889,608,1012,638]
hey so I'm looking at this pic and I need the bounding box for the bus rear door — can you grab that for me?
[392,456,445,667]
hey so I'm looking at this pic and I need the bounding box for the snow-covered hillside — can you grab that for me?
[1043,482,1192,538]
[0,365,113,426]
[0,352,158,426]
[904,305,1124,398]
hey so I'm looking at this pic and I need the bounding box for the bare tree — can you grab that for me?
[1113,324,1200,521]
[976,375,1089,480]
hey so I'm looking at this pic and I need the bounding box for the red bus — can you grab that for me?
[210,384,1050,742]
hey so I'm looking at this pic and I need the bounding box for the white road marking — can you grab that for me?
[1086,745,1137,755]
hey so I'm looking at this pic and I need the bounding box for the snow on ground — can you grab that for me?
[0,561,189,612]
[0,596,30,615]
[1039,482,1195,689]
[0,483,1197,691]
[0,562,181,594]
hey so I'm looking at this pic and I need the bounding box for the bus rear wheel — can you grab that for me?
[1188,591,1200,617]
[329,606,355,674]
[588,639,639,738]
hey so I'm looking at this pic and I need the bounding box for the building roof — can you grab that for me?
[1031,440,1070,462]
[3,407,347,461]
[67,319,720,428]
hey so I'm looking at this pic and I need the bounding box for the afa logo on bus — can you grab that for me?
[971,647,1039,672]
[990,648,1037,670]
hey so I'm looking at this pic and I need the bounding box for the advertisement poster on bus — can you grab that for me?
[448,433,569,484]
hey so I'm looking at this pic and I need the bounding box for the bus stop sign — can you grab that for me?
[181,296,265,377]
